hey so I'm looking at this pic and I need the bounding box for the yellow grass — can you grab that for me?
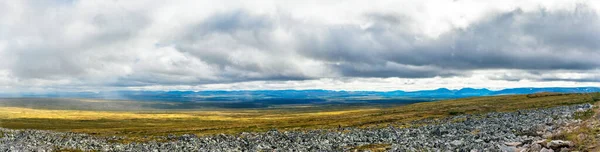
[0,107,194,120]
[0,107,378,121]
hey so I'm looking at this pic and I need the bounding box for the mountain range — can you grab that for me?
[3,87,599,103]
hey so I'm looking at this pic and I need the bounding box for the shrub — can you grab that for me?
[448,111,465,115]
[574,109,594,120]
[592,92,600,101]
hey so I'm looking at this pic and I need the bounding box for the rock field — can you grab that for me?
[0,103,593,152]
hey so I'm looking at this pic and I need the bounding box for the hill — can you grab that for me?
[1,87,598,106]
[0,92,598,142]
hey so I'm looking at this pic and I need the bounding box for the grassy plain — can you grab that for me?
[0,93,598,143]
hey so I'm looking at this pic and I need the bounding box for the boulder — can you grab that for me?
[450,140,464,146]
[498,145,517,152]
[540,147,554,152]
[528,143,543,152]
[505,142,523,146]
[546,140,573,149]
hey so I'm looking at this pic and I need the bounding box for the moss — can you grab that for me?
[592,92,600,101]
[448,111,465,115]
[574,109,594,120]
[552,124,599,151]
[526,92,564,98]
[550,99,600,151]
[470,129,480,135]
[550,132,567,140]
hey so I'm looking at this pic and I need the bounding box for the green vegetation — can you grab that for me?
[574,109,594,120]
[550,98,600,151]
[0,93,598,143]
[448,111,465,115]
[526,92,564,98]
[552,124,600,151]
[593,92,600,101]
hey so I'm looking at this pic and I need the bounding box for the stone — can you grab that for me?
[540,147,554,152]
[0,103,592,152]
[499,145,517,152]
[528,143,543,152]
[546,140,573,149]
[505,142,522,146]
[450,140,464,146]
[533,140,547,146]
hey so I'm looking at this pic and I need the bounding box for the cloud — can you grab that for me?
[484,69,600,82]
[1,0,150,82]
[300,6,600,73]
[426,7,600,70]
[290,5,600,79]
[0,0,598,92]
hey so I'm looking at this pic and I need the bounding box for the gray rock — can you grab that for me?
[528,143,543,152]
[505,142,522,146]
[559,147,570,152]
[451,140,464,146]
[499,145,517,152]
[0,104,592,152]
[546,140,573,149]
[540,147,554,152]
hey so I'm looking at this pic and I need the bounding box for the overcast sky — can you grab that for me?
[0,0,599,92]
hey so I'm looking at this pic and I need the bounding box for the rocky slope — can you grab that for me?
[0,103,593,152]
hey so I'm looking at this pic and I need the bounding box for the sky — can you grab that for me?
[0,0,599,92]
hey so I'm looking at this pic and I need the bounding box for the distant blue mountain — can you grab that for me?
[3,87,599,103]
[455,88,494,96]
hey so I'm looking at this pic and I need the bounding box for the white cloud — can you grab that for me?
[126,71,600,91]
[0,0,598,92]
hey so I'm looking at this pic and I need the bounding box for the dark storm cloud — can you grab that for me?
[540,78,600,82]
[162,10,318,84]
[523,6,600,50]
[175,10,274,69]
[415,7,600,70]
[332,62,461,78]
[296,13,415,65]
[484,69,600,82]
[296,7,600,78]
[156,6,600,83]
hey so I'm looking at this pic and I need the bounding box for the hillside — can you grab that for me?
[0,93,598,139]
[1,93,600,151]
[1,92,599,151]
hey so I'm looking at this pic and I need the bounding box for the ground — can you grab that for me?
[0,92,598,144]
[549,94,600,151]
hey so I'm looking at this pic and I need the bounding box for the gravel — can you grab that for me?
[0,103,593,152]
